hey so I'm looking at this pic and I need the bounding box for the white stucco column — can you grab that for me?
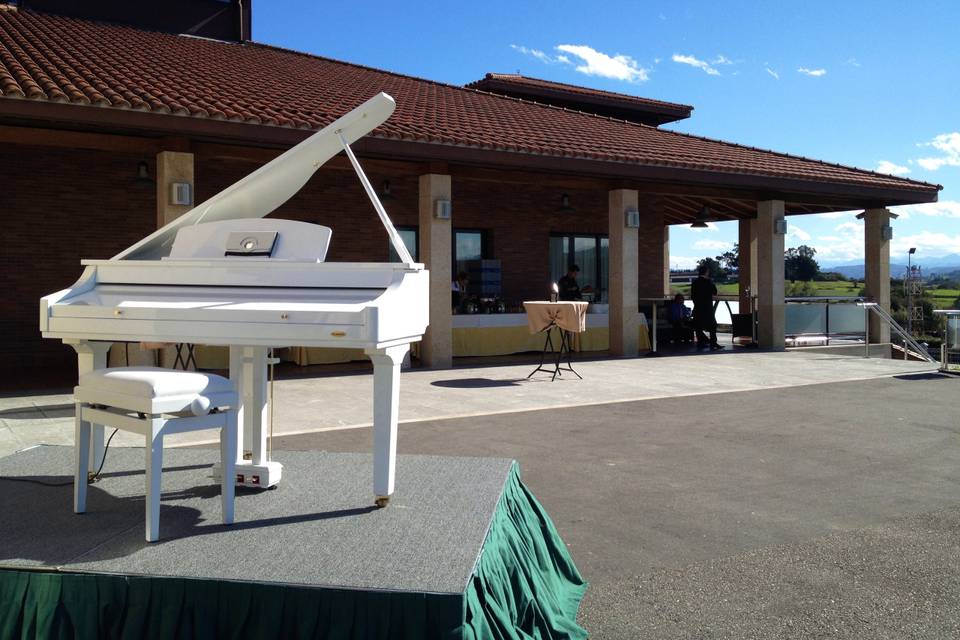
[609,189,640,357]
[858,208,896,344]
[756,200,785,349]
[418,173,453,368]
[156,150,195,227]
[738,218,758,312]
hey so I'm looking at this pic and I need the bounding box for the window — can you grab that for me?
[549,234,609,303]
[453,229,489,276]
[388,227,418,262]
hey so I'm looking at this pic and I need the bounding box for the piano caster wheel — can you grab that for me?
[374,496,390,509]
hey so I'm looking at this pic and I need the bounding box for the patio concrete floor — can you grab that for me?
[0,349,937,458]
[2,349,957,637]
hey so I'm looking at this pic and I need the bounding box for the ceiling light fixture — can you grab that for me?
[690,205,711,228]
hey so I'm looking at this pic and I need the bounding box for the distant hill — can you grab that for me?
[821,260,960,280]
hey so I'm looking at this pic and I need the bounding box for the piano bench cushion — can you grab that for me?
[76,367,236,415]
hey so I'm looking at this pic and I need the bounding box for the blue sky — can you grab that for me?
[255,1,960,268]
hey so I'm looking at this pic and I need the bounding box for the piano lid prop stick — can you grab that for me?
[337,132,416,266]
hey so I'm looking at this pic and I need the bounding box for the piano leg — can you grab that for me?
[229,346,281,488]
[67,340,111,470]
[365,344,409,508]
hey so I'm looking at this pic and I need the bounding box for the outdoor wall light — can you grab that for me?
[881,224,894,241]
[557,193,576,214]
[170,182,192,206]
[434,199,452,220]
[624,207,640,228]
[380,179,394,200]
[774,218,788,235]
[136,161,150,180]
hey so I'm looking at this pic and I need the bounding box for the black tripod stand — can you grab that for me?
[527,323,583,381]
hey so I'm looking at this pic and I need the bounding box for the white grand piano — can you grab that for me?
[40,93,428,507]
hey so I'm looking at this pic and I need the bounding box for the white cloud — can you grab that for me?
[510,44,556,64]
[797,67,827,77]
[876,160,911,176]
[810,221,864,262]
[892,200,960,219]
[891,231,960,256]
[916,132,960,171]
[670,256,700,269]
[672,54,720,76]
[846,58,861,67]
[787,223,812,242]
[693,239,734,251]
[713,55,733,65]
[555,44,649,82]
[765,67,780,80]
[556,55,571,64]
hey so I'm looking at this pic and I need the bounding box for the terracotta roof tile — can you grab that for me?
[0,9,940,196]
[466,72,693,117]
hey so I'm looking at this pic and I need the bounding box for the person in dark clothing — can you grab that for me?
[558,265,582,301]
[691,265,724,351]
[669,293,693,344]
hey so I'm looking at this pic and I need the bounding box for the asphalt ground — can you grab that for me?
[275,372,960,639]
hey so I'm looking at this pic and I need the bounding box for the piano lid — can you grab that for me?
[115,92,396,262]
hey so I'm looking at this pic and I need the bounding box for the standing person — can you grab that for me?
[558,265,582,301]
[691,265,724,351]
[451,271,468,310]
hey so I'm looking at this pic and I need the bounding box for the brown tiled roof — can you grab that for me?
[0,8,940,198]
[466,73,693,123]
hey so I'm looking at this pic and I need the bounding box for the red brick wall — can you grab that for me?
[4,142,667,388]
[637,199,668,298]
[453,178,607,305]
[2,144,156,387]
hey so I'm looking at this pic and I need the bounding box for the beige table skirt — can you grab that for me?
[452,323,650,357]
[112,321,650,368]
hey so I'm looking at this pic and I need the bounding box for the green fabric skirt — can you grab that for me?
[0,463,587,639]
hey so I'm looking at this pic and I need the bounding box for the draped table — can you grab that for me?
[523,301,589,380]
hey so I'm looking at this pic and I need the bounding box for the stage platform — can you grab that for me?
[0,446,586,638]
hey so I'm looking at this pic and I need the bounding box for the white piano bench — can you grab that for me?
[73,367,238,542]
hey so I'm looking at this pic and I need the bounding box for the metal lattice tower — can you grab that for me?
[904,265,923,336]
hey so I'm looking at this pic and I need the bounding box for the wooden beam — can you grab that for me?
[661,210,687,224]
[449,163,610,190]
[0,124,158,154]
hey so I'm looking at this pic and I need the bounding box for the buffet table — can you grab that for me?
[452,311,650,357]
[173,312,651,368]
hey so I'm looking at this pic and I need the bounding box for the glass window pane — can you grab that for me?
[388,228,417,262]
[574,236,597,300]
[455,231,483,275]
[549,236,570,286]
[599,237,609,304]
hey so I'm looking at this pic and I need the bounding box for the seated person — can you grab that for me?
[669,293,693,344]
[558,264,582,301]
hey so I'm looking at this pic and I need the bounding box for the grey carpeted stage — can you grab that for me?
[0,445,512,595]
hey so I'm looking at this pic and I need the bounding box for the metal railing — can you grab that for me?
[932,310,960,372]
[858,302,937,363]
[785,296,867,346]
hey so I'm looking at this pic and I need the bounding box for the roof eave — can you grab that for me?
[0,97,938,210]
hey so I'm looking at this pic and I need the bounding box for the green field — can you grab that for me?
[672,280,863,297]
[672,281,959,309]
[929,288,960,309]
